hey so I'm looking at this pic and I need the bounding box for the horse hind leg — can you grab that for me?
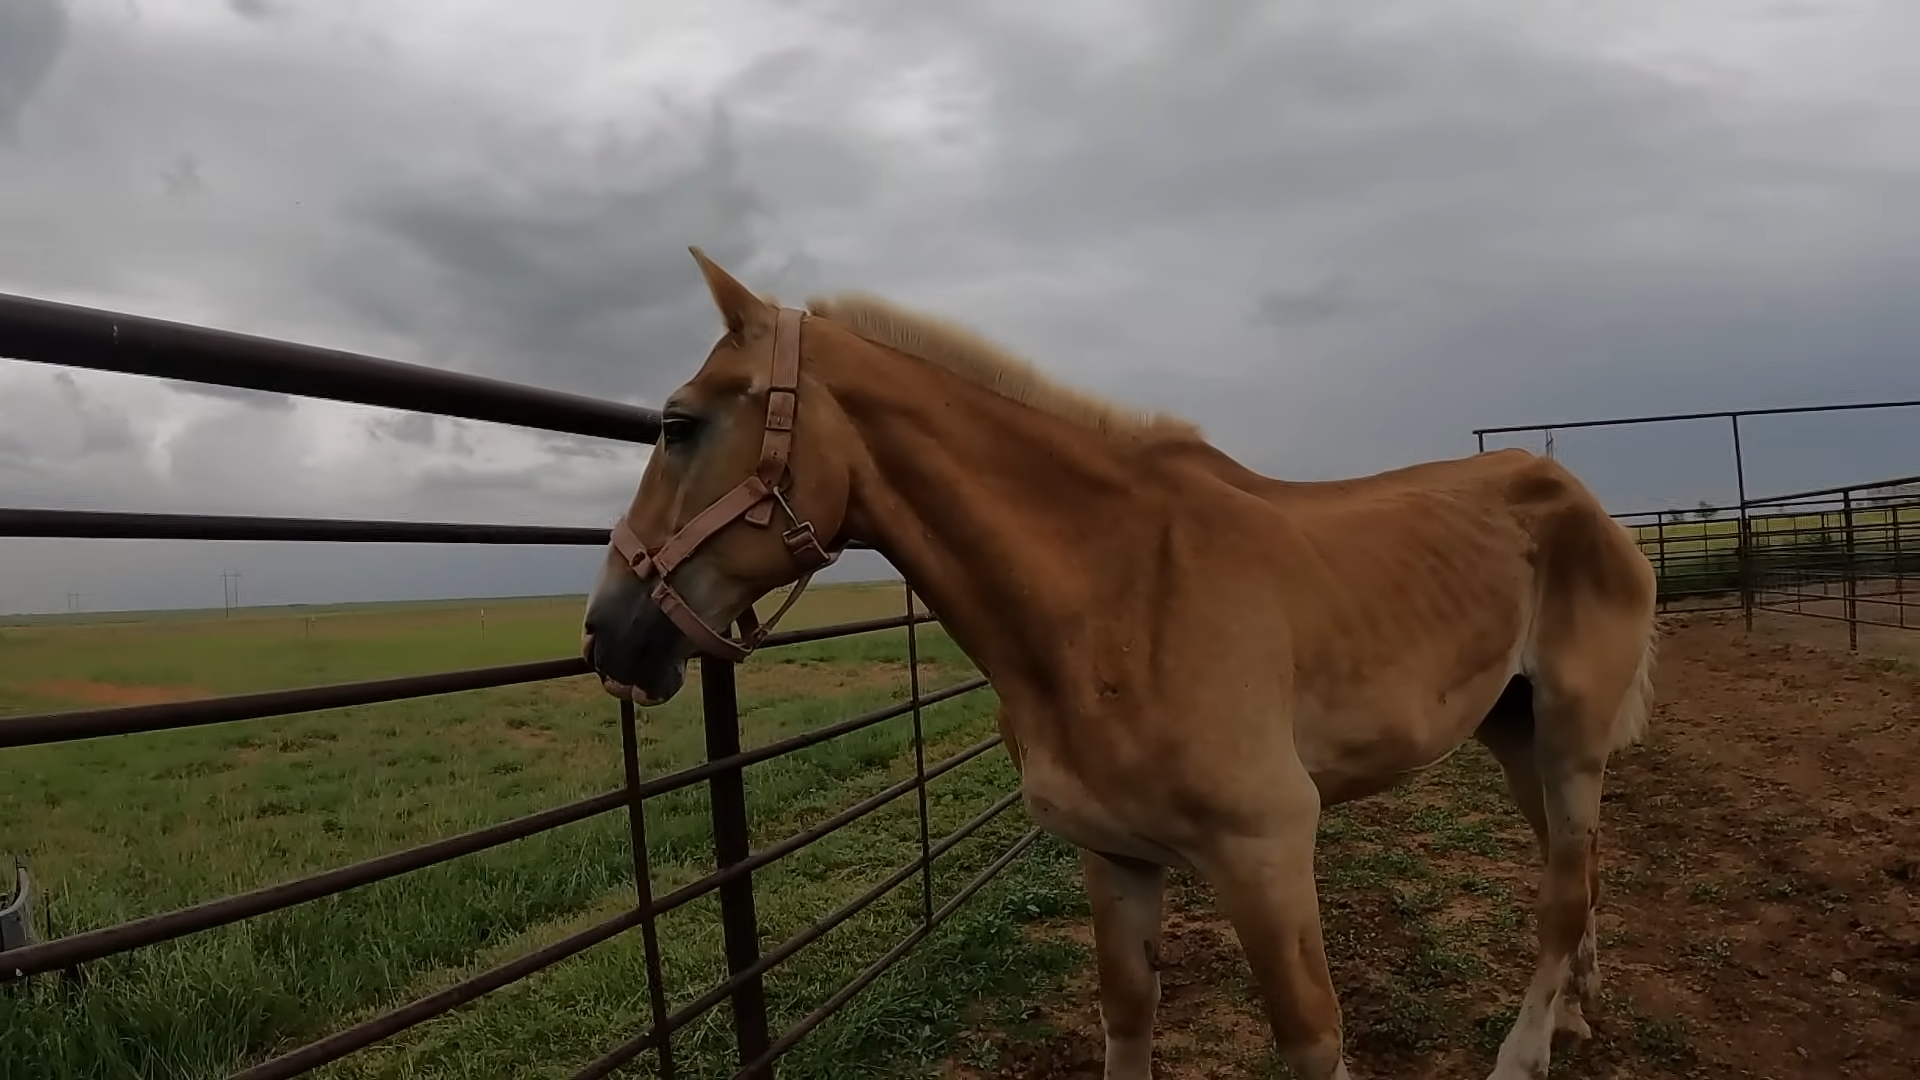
[1473,679,1599,1042]
[1487,621,1655,1080]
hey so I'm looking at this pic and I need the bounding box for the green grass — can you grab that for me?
[0,583,1083,1080]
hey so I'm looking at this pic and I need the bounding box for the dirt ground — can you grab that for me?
[948,613,1920,1079]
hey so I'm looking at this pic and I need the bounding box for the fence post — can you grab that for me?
[700,656,772,1077]
[1731,415,1753,631]
[1654,514,1669,610]
[904,582,935,927]
[1843,491,1859,652]
[1896,500,1909,630]
[620,701,677,1079]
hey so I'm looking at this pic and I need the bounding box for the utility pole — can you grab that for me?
[65,591,80,614]
[221,569,241,618]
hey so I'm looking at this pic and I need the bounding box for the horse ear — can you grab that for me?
[689,246,774,338]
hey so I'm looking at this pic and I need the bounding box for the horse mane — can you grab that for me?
[802,291,1201,443]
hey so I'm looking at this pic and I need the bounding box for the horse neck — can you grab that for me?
[820,350,1158,689]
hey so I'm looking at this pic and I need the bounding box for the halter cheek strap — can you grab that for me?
[607,306,838,663]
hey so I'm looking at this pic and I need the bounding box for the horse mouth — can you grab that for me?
[599,675,671,707]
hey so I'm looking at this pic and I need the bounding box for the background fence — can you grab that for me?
[0,290,1035,1079]
[1476,405,1920,646]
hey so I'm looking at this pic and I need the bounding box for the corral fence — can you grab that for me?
[0,291,1036,1079]
[1474,402,1920,647]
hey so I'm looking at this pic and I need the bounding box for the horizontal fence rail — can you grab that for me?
[0,290,661,443]
[1479,399,1920,635]
[0,292,1029,1080]
[1742,477,1919,650]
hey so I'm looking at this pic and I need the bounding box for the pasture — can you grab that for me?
[4,590,1917,1080]
[0,585,1080,1080]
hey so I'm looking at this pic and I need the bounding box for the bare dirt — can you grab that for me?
[948,614,1920,1079]
[27,678,206,707]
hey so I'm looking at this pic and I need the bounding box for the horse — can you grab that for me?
[581,248,1660,1080]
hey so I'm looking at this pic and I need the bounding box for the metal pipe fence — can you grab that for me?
[1740,475,1920,649]
[1476,405,1920,645]
[0,290,1035,1079]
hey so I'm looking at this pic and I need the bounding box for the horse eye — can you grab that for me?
[660,415,701,447]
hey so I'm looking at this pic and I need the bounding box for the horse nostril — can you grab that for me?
[583,616,602,639]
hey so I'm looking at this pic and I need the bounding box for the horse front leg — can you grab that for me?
[1194,775,1351,1079]
[1083,849,1168,1080]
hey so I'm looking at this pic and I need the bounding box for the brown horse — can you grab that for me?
[582,249,1659,1080]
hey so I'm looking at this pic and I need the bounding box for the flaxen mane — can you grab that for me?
[804,291,1200,443]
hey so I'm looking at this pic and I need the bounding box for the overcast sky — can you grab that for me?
[3,0,1919,615]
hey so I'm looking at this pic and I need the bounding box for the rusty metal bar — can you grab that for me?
[569,785,1025,1080]
[1,290,1033,1080]
[0,507,877,551]
[1471,396,1920,437]
[1747,605,1916,633]
[905,583,935,927]
[756,609,932,647]
[1844,490,1859,652]
[2,676,989,978]
[668,676,987,793]
[1896,505,1909,630]
[0,289,661,444]
[223,904,655,1080]
[644,735,1002,924]
[1654,513,1668,609]
[1,626,956,755]
[1740,472,1920,508]
[0,658,588,748]
[730,827,1046,1080]
[700,656,773,1076]
[0,508,611,545]
[619,700,677,1080]
[1732,414,1753,631]
[211,705,998,1080]
[0,787,624,980]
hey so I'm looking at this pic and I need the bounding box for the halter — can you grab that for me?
[608,306,838,663]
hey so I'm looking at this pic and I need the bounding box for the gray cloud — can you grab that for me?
[325,101,828,400]
[2,1,1920,614]
[228,0,282,22]
[0,0,67,137]
[168,381,297,412]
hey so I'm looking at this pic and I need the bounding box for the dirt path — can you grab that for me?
[951,614,1920,1079]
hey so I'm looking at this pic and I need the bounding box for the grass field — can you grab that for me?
[0,584,1086,1080]
[1624,503,1920,550]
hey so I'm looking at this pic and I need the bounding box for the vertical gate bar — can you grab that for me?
[905,581,934,926]
[1476,431,1486,453]
[1895,498,1908,629]
[1655,513,1669,610]
[1843,491,1859,652]
[700,656,772,1077]
[620,700,677,1080]
[1731,415,1752,630]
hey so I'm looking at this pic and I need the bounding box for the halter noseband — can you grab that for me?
[607,306,838,663]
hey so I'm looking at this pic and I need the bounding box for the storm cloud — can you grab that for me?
[2,0,1919,614]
